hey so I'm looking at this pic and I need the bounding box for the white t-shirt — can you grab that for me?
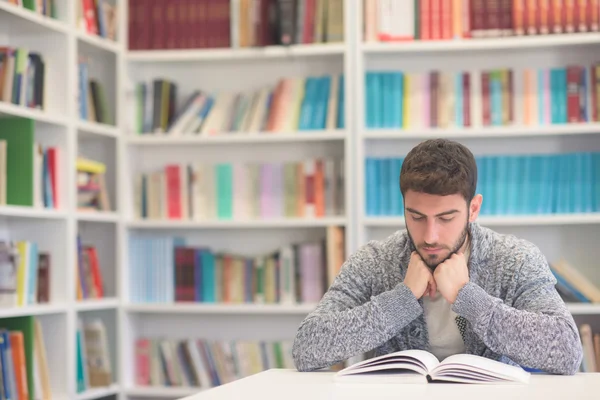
[421,245,470,361]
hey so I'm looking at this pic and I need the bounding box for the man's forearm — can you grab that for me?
[292,283,422,372]
[453,282,583,375]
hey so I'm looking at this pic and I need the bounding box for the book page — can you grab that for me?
[336,349,440,375]
[432,354,530,383]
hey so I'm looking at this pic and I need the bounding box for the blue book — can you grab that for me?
[365,73,375,128]
[395,158,404,215]
[365,158,375,216]
[392,72,403,128]
[491,72,503,126]
[380,158,390,215]
[455,72,463,127]
[505,156,519,215]
[337,74,345,129]
[299,78,316,130]
[202,251,216,303]
[381,72,393,128]
[373,158,381,216]
[581,153,593,212]
[558,68,568,123]
[494,156,508,215]
[594,153,600,212]
[389,158,399,216]
[374,73,383,128]
[550,270,591,303]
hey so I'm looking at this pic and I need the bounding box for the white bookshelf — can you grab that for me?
[2,1,600,400]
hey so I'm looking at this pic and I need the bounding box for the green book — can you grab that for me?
[216,164,232,219]
[0,117,35,206]
[0,316,35,400]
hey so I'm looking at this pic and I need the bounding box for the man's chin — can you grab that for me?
[419,251,449,270]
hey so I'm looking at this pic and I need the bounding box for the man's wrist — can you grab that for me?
[452,282,496,322]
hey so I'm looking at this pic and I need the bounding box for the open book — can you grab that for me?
[335,350,531,384]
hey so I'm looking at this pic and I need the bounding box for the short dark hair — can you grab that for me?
[399,139,478,202]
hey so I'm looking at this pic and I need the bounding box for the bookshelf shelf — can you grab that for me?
[126,217,347,230]
[77,120,120,139]
[567,303,600,315]
[124,386,203,398]
[363,214,600,227]
[0,205,67,220]
[0,101,68,127]
[126,43,345,63]
[127,130,347,145]
[75,384,120,400]
[0,304,67,319]
[76,211,120,223]
[0,1,69,34]
[76,30,121,55]
[125,303,318,315]
[361,32,600,54]
[75,298,119,312]
[362,124,600,140]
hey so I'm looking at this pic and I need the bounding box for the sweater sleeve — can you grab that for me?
[292,242,423,372]
[452,247,583,375]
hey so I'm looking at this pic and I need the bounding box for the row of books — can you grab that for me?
[0,317,51,400]
[134,159,345,221]
[551,259,600,303]
[579,324,600,372]
[365,65,599,130]
[0,242,50,308]
[364,0,600,43]
[0,48,46,111]
[77,59,113,125]
[130,74,345,136]
[3,0,56,18]
[77,156,111,213]
[135,338,295,388]
[366,152,600,217]
[235,0,344,48]
[0,118,59,209]
[75,236,105,301]
[76,318,113,392]
[127,0,343,51]
[76,0,118,41]
[129,226,344,304]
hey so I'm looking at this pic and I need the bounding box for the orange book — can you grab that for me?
[76,255,83,300]
[539,0,550,33]
[591,0,599,31]
[266,80,284,131]
[523,70,533,126]
[10,332,29,400]
[526,0,538,34]
[565,0,575,32]
[314,160,325,217]
[452,0,462,38]
[86,247,104,298]
[552,0,564,33]
[513,0,525,34]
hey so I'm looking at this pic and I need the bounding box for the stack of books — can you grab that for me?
[130,74,345,135]
[77,0,118,40]
[364,0,600,42]
[77,156,111,212]
[128,226,344,304]
[365,64,600,130]
[134,158,345,221]
[366,151,600,216]
[75,235,106,301]
[78,58,113,125]
[76,318,113,392]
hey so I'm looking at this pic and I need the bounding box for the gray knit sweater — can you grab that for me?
[292,222,583,375]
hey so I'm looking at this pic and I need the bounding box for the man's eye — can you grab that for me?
[440,217,453,222]
[411,215,424,221]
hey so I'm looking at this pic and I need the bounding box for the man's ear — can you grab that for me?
[469,194,482,222]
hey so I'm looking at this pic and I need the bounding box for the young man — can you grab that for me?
[292,139,583,375]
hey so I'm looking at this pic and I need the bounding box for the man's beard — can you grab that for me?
[407,220,470,270]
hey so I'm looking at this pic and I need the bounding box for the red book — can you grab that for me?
[151,0,166,49]
[441,0,452,38]
[138,0,151,49]
[591,65,598,122]
[590,0,599,31]
[513,0,525,35]
[487,0,501,36]
[174,247,196,302]
[128,0,138,49]
[166,0,177,48]
[566,66,580,122]
[420,0,431,40]
[47,147,58,209]
[470,0,486,37]
[82,0,98,35]
[500,0,513,34]
[463,73,471,127]
[165,165,182,219]
[482,72,491,126]
[431,0,442,39]
[86,247,104,298]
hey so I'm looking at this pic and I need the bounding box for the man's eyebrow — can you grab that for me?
[405,208,459,217]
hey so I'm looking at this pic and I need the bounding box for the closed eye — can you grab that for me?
[439,216,454,222]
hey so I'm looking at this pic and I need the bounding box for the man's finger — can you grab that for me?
[429,276,437,297]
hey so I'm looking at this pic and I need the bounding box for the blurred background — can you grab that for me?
[0,0,599,399]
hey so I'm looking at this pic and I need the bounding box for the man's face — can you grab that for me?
[404,190,482,269]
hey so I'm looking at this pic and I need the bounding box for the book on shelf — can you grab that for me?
[75,235,105,302]
[0,316,52,400]
[364,0,600,42]
[135,337,295,389]
[77,0,118,40]
[0,117,59,209]
[76,156,111,213]
[365,64,600,130]
[4,0,57,18]
[134,158,345,221]
[551,259,600,303]
[78,58,113,126]
[128,73,345,136]
[366,151,600,216]
[0,241,51,308]
[129,226,344,304]
[76,318,113,392]
[128,0,343,51]
[579,323,600,372]
[0,47,46,111]
[334,349,530,384]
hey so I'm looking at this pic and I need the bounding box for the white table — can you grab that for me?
[182,369,600,400]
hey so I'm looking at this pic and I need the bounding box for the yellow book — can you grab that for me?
[16,241,28,306]
[76,157,106,174]
[290,78,305,131]
[403,74,411,129]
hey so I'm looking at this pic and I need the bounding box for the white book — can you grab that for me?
[470,70,483,128]
[187,339,211,388]
[278,246,295,304]
[513,68,524,126]
[335,350,531,385]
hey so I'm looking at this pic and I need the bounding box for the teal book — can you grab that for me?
[337,74,344,129]
[380,158,390,215]
[0,117,35,206]
[455,72,463,127]
[365,73,375,128]
[365,159,374,215]
[593,153,600,212]
[216,164,232,219]
[395,158,404,215]
[389,158,399,216]
[201,250,216,303]
[373,73,383,128]
[581,153,593,212]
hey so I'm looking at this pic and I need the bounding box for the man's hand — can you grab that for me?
[404,252,437,299]
[434,252,469,304]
